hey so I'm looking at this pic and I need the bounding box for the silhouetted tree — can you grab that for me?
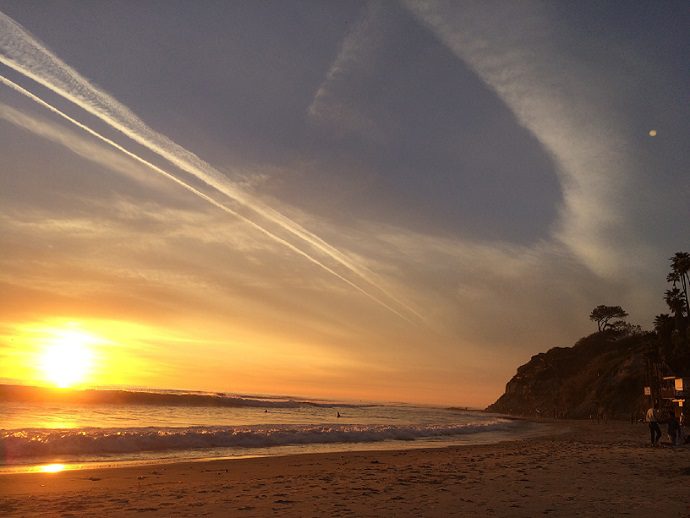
[653,313,675,361]
[665,287,686,317]
[669,252,690,317]
[609,320,643,336]
[664,285,688,345]
[653,313,674,337]
[589,305,628,332]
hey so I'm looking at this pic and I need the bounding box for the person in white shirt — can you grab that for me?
[645,404,661,446]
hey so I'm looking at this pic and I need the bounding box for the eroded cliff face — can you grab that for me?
[487,333,651,419]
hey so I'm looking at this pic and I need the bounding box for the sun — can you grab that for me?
[38,329,95,388]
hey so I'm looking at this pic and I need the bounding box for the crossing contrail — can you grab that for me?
[0,73,419,323]
[0,12,424,320]
[0,10,427,324]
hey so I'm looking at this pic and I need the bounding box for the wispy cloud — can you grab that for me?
[0,3,683,404]
[0,102,168,190]
[0,10,422,324]
[307,2,390,142]
[402,0,656,278]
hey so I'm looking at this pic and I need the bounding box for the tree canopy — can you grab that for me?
[657,252,690,370]
[589,305,628,332]
[668,251,690,317]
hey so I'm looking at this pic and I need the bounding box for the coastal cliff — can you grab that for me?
[487,332,652,419]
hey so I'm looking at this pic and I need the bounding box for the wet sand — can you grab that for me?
[1,420,689,517]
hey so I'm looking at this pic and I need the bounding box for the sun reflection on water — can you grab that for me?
[42,416,78,429]
[38,463,66,473]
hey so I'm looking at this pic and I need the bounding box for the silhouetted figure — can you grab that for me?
[645,405,662,446]
[667,411,681,446]
[337,411,341,418]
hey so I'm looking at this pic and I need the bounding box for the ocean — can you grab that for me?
[0,387,542,473]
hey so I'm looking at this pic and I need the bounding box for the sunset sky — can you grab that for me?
[0,1,688,406]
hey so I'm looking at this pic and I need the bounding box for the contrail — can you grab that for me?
[0,10,425,323]
[0,74,416,323]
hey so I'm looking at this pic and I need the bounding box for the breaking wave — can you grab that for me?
[1,421,514,461]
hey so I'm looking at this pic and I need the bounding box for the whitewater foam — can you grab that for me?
[2,421,516,461]
[0,389,539,471]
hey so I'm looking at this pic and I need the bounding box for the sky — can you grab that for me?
[0,1,688,407]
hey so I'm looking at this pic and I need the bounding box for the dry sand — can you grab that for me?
[1,420,689,517]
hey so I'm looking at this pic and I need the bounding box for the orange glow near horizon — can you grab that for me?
[2,317,368,396]
[0,316,491,406]
[2,318,159,390]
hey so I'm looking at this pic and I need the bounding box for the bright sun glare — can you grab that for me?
[39,329,95,388]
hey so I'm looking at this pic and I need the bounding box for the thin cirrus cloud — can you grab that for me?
[302,0,564,246]
[298,0,683,342]
[401,0,656,278]
[0,2,686,404]
[0,101,169,191]
[0,10,424,325]
[307,2,388,142]
[0,98,408,350]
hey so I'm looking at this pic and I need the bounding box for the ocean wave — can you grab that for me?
[0,384,360,409]
[1,421,514,461]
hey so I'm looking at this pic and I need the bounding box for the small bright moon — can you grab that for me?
[648,129,657,137]
[39,330,95,388]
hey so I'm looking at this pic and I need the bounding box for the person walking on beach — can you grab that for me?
[646,404,661,446]
[667,411,681,446]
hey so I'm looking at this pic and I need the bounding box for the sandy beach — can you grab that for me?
[0,422,690,517]
[1,420,689,517]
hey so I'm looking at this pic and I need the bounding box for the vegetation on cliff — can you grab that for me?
[488,252,690,418]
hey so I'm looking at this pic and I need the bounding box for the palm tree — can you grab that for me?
[669,252,690,317]
[653,313,674,357]
[664,286,688,344]
[664,287,686,317]
[653,313,674,334]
